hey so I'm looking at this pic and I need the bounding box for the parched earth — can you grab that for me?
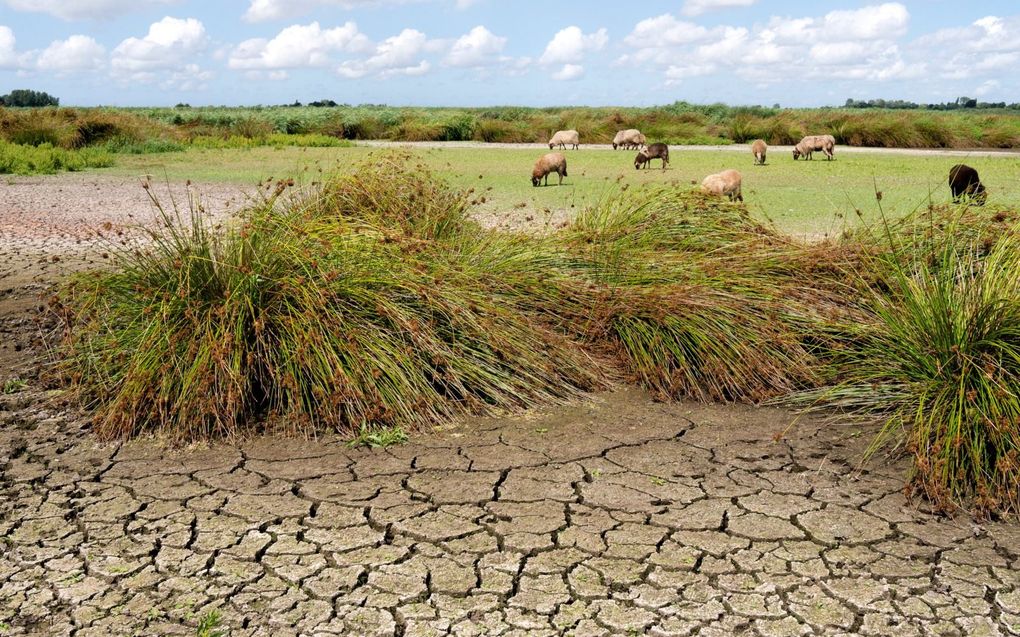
[2,174,1020,636]
[3,390,1020,637]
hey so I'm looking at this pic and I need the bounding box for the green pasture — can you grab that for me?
[104,145,1020,235]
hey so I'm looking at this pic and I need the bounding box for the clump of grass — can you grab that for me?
[0,141,114,174]
[556,187,828,402]
[804,217,1020,516]
[56,156,603,442]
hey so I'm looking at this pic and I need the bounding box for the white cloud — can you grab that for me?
[444,25,506,67]
[681,0,757,18]
[337,28,439,78]
[0,25,18,68]
[228,22,371,70]
[552,63,584,81]
[2,0,175,21]
[620,3,920,86]
[37,35,106,72]
[822,3,909,41]
[112,17,207,72]
[540,26,607,66]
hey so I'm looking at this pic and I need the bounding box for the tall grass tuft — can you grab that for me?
[806,218,1020,515]
[56,159,603,442]
[557,188,828,402]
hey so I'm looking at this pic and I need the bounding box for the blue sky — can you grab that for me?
[1,0,1018,107]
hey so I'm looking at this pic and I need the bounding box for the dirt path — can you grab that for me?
[359,140,1020,158]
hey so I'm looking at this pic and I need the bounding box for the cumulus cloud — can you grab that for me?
[552,63,583,81]
[110,17,212,89]
[913,15,1020,81]
[681,0,757,18]
[37,35,106,72]
[112,17,207,72]
[2,0,176,21]
[620,3,922,86]
[0,25,18,68]
[337,28,441,78]
[228,22,371,70]
[540,26,607,66]
[444,25,506,67]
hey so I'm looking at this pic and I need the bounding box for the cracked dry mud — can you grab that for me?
[3,389,1020,637]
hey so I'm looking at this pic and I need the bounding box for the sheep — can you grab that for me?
[792,135,835,161]
[548,129,580,150]
[634,143,669,171]
[751,139,767,166]
[613,129,645,150]
[700,169,743,202]
[532,152,568,187]
[948,164,987,205]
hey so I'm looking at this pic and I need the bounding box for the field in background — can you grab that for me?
[104,145,1020,235]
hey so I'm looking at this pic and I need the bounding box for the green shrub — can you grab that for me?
[0,141,114,174]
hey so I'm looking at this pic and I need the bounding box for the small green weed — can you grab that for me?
[347,424,409,449]
[2,378,27,394]
[195,610,225,637]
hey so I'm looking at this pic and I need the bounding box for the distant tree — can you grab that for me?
[0,89,59,107]
[174,102,191,108]
[308,99,338,107]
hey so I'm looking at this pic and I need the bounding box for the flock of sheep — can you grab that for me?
[531,129,990,206]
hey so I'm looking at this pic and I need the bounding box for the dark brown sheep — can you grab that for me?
[948,164,987,205]
[634,143,669,170]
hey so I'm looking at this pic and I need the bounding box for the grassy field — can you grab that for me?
[103,145,1020,235]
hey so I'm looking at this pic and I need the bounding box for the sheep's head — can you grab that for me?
[532,175,541,187]
[548,143,555,150]
[792,148,801,160]
[973,183,988,205]
[634,152,648,169]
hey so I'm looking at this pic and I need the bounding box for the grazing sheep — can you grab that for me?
[634,143,669,170]
[948,164,987,205]
[613,129,645,150]
[700,169,743,202]
[751,139,767,165]
[532,152,568,187]
[548,129,580,150]
[792,135,835,161]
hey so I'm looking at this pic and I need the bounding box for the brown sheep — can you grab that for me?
[948,164,987,205]
[532,152,568,187]
[548,129,580,150]
[700,169,743,201]
[751,139,767,165]
[634,143,669,170]
[792,135,835,161]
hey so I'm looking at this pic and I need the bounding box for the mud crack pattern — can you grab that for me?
[2,389,1020,636]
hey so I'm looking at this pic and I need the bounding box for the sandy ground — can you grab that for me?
[2,166,1020,635]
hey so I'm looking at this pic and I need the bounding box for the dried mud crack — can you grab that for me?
[2,389,1020,636]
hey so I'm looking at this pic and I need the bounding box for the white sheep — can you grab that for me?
[548,129,580,150]
[700,169,743,201]
[613,129,645,150]
[792,135,835,161]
